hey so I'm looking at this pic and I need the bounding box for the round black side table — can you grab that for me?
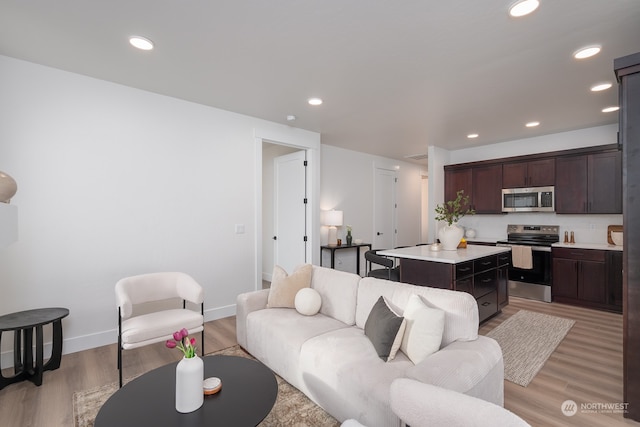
[0,307,69,390]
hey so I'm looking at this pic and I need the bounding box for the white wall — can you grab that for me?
[0,55,320,364]
[320,145,425,274]
[427,124,622,244]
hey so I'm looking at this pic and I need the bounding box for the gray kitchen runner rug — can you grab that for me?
[73,345,339,427]
[486,309,575,387]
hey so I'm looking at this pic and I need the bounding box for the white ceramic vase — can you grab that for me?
[175,355,204,413]
[438,223,464,251]
[0,171,17,203]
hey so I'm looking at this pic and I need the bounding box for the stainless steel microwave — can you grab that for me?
[502,186,555,212]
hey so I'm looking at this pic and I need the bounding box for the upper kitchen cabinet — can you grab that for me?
[502,158,555,188]
[555,150,622,214]
[472,164,503,213]
[444,164,502,214]
[444,168,472,211]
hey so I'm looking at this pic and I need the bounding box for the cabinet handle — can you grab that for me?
[459,267,471,272]
[481,261,491,266]
[481,302,491,306]
[482,278,492,283]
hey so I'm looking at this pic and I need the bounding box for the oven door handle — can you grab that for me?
[496,243,551,253]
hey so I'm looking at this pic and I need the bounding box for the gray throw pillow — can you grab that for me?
[364,296,406,361]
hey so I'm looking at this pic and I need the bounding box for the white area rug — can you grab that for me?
[486,309,575,387]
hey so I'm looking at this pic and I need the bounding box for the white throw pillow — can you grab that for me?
[401,294,445,364]
[295,287,322,316]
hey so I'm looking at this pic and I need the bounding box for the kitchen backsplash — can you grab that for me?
[457,213,623,244]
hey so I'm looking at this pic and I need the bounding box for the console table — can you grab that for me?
[320,243,371,276]
[0,307,69,389]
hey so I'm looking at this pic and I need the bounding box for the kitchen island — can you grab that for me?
[379,245,511,323]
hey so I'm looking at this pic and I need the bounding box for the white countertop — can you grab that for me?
[552,242,623,251]
[378,244,511,264]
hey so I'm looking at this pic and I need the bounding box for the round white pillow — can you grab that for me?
[294,288,322,316]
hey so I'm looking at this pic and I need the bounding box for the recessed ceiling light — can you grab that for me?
[467,133,479,139]
[574,45,601,60]
[308,98,323,106]
[129,36,154,51]
[526,121,540,127]
[602,106,619,113]
[509,0,540,17]
[590,82,612,92]
[286,115,296,121]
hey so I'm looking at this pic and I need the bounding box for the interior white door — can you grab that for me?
[374,167,397,250]
[274,150,307,273]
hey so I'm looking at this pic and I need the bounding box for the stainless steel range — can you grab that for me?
[496,224,559,302]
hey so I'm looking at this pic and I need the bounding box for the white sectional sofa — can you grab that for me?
[236,265,504,427]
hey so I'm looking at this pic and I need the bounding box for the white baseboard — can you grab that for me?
[262,272,272,282]
[0,304,237,369]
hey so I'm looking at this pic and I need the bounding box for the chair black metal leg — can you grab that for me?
[201,303,204,356]
[118,309,123,388]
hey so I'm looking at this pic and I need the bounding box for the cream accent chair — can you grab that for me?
[390,378,531,427]
[116,272,204,387]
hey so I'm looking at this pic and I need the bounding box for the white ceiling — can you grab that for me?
[1,1,639,164]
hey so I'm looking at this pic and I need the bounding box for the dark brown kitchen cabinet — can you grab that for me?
[552,247,620,312]
[444,168,472,211]
[502,158,555,188]
[555,151,622,214]
[472,164,502,213]
[589,151,622,213]
[400,253,507,323]
[444,164,502,214]
[497,252,510,309]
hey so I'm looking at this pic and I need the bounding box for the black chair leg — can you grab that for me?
[118,309,123,388]
[201,303,205,356]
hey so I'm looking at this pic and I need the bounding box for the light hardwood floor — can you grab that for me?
[0,298,638,427]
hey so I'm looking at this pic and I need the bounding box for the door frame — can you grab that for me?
[254,129,320,291]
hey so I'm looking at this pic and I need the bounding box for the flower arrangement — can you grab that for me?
[346,225,352,235]
[434,190,475,226]
[166,328,197,358]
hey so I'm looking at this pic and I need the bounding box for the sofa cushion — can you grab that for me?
[310,266,360,325]
[364,296,406,361]
[299,327,413,427]
[267,264,312,308]
[400,294,445,364]
[245,308,348,387]
[356,277,478,347]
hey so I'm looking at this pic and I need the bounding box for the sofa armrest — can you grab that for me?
[236,289,270,349]
[404,336,503,402]
[390,379,530,427]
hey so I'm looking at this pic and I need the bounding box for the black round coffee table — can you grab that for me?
[95,355,278,427]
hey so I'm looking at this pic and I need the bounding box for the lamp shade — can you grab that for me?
[324,210,343,226]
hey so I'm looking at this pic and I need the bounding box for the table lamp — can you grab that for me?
[325,210,343,246]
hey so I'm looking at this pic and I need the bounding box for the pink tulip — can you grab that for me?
[173,331,182,341]
[165,340,177,349]
[180,328,189,338]
[190,337,196,346]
